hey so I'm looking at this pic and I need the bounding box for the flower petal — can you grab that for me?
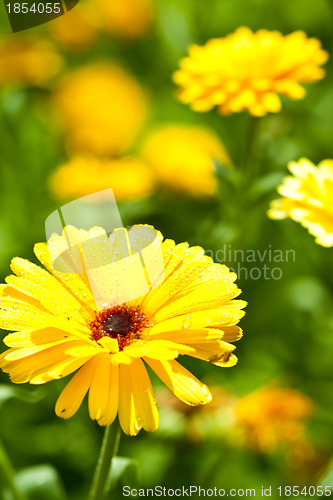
[55,357,97,419]
[130,358,159,432]
[97,363,119,426]
[118,362,142,436]
[124,339,194,360]
[144,358,211,406]
[88,354,111,420]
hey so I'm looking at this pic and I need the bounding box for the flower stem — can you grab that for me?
[243,114,260,183]
[89,422,122,500]
[0,438,28,500]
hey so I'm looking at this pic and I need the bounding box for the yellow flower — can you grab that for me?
[268,158,333,247]
[49,3,98,50]
[0,225,246,435]
[49,156,156,202]
[235,385,313,455]
[54,63,148,156]
[95,0,153,39]
[141,124,231,196]
[0,36,63,87]
[173,28,328,116]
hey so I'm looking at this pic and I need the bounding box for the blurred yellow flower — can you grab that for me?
[54,63,148,156]
[173,28,328,116]
[141,124,231,196]
[49,156,156,201]
[0,225,246,435]
[95,0,154,39]
[268,158,333,247]
[49,3,98,50]
[235,385,313,455]
[0,37,63,87]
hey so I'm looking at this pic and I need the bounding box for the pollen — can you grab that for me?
[89,305,150,351]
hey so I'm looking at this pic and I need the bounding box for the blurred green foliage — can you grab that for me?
[0,0,333,498]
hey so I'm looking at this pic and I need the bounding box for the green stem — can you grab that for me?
[232,115,261,249]
[0,438,28,500]
[243,114,261,184]
[89,422,122,500]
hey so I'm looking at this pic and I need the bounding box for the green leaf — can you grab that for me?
[107,457,140,493]
[212,157,239,186]
[15,465,67,500]
[0,385,45,410]
[320,461,333,487]
[249,171,285,199]
[212,158,241,219]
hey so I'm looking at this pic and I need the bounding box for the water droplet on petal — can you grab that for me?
[182,318,192,329]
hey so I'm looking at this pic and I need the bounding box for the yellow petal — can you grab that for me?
[2,337,75,361]
[144,358,211,406]
[98,337,119,353]
[97,363,119,426]
[147,328,223,343]
[143,257,212,313]
[0,340,95,383]
[88,354,111,420]
[124,339,194,360]
[6,270,84,322]
[153,274,242,323]
[129,358,159,432]
[44,355,95,381]
[55,357,97,419]
[0,296,90,338]
[34,242,96,314]
[185,340,238,367]
[149,302,246,335]
[111,351,132,365]
[118,362,142,436]
[3,328,75,348]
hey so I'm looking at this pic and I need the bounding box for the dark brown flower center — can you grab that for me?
[102,313,133,336]
[89,305,150,351]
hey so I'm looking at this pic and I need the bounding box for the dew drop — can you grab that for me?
[182,318,192,329]
[200,384,210,397]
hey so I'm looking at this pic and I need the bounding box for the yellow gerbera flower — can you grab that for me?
[0,36,63,87]
[140,124,231,196]
[54,63,148,156]
[173,28,328,116]
[48,156,156,202]
[268,158,333,247]
[95,0,153,39]
[235,385,313,455]
[0,225,246,436]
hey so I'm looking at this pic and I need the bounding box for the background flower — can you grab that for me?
[53,63,149,156]
[49,156,156,201]
[49,4,99,51]
[268,158,333,247]
[140,124,231,196]
[95,0,154,39]
[0,36,63,87]
[234,385,314,457]
[173,28,328,116]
